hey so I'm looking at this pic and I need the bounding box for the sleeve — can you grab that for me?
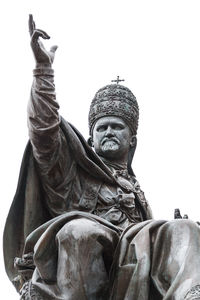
[27,67,77,215]
[133,177,153,220]
[137,189,153,220]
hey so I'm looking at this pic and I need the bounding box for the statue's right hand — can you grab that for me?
[28,14,58,66]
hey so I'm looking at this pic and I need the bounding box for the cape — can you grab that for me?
[3,117,148,287]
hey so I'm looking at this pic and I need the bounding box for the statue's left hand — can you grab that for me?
[174,208,188,219]
[28,14,58,66]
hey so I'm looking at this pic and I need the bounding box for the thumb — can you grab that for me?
[50,45,58,53]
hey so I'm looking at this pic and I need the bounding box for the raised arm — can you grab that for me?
[28,15,61,170]
[28,15,76,214]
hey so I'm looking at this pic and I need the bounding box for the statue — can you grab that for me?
[3,15,200,300]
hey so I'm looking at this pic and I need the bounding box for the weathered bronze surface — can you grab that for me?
[3,15,200,299]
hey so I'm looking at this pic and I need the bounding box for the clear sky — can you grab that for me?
[1,0,200,298]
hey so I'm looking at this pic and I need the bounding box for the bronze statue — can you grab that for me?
[3,15,200,300]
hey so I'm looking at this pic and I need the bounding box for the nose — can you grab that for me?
[105,126,114,137]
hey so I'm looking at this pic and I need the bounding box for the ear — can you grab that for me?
[130,135,137,148]
[87,137,94,147]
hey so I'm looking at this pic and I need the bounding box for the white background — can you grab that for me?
[1,0,200,297]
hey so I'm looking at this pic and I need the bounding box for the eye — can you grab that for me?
[96,125,107,132]
[112,124,124,130]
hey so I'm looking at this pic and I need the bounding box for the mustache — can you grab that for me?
[101,137,120,145]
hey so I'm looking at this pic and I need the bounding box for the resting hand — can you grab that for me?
[28,14,58,66]
[174,208,189,219]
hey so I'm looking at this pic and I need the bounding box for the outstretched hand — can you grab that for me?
[29,14,58,66]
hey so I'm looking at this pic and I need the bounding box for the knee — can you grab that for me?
[166,219,199,236]
[56,218,101,243]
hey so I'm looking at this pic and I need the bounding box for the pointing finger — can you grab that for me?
[29,14,35,36]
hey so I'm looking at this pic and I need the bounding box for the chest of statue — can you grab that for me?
[76,171,145,228]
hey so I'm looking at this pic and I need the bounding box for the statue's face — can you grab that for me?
[92,116,132,160]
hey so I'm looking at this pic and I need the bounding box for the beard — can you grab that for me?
[101,140,120,152]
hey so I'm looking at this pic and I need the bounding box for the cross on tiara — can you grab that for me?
[111,76,125,84]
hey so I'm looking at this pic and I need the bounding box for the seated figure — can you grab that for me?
[3,15,200,300]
